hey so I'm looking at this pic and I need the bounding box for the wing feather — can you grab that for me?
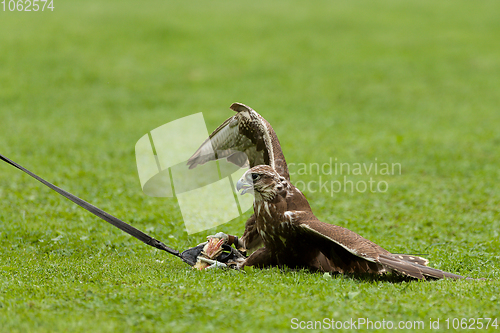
[297,215,465,279]
[187,103,289,179]
[298,218,387,274]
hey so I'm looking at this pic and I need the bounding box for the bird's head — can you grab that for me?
[236,165,287,201]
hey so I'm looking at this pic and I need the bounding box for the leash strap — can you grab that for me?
[0,153,181,258]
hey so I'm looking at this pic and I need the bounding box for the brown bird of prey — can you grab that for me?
[188,102,467,279]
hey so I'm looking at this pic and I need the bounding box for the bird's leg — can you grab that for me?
[237,247,277,269]
[206,231,245,251]
[240,214,263,252]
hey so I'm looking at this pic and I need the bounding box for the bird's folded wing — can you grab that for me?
[298,216,465,279]
[298,216,389,263]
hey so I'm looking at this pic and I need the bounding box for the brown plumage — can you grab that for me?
[188,103,469,279]
[236,165,466,279]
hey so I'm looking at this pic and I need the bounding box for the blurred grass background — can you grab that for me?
[1,0,499,332]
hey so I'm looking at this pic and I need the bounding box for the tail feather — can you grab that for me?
[378,254,464,280]
[391,254,429,266]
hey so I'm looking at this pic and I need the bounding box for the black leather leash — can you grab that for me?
[0,153,182,259]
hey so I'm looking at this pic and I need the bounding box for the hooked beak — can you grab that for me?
[236,178,253,195]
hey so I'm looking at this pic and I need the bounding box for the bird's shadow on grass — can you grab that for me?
[244,265,429,283]
[269,267,487,283]
[330,272,488,283]
[283,268,424,283]
[332,272,421,284]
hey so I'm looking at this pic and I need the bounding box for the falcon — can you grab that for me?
[188,103,467,279]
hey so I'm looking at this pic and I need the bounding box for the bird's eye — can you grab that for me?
[251,173,260,181]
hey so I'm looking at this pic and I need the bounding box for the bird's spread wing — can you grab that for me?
[292,212,464,279]
[187,103,290,180]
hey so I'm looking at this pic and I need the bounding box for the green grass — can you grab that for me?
[1,0,500,332]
